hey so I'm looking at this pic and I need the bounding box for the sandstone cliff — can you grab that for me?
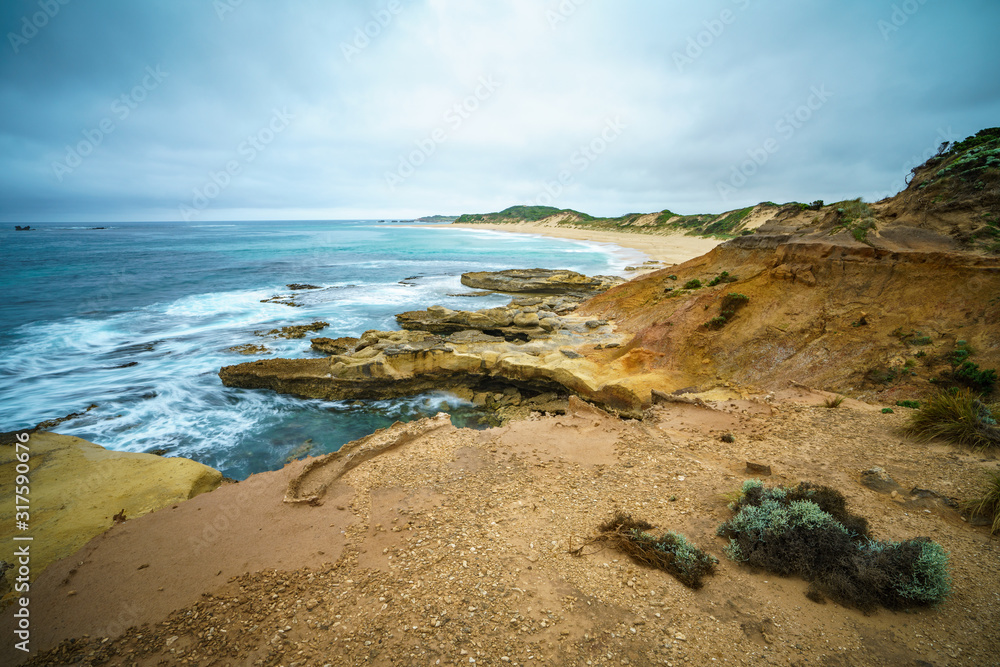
[579,132,1000,401]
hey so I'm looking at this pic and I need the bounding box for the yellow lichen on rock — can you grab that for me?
[0,432,222,594]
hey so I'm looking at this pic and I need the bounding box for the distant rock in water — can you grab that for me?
[461,269,624,296]
[286,283,321,290]
[14,225,30,230]
[227,343,271,355]
[255,321,329,339]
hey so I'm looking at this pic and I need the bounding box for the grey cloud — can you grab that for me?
[1,0,998,222]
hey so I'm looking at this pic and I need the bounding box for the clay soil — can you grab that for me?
[7,390,1000,667]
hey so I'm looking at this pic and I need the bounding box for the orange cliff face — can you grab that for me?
[578,137,1000,402]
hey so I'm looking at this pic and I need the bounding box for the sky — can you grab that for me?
[1,0,998,223]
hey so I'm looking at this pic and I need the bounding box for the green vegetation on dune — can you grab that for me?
[933,128,1000,183]
[454,203,777,239]
[455,205,592,224]
[833,198,877,244]
[417,215,459,222]
[910,128,1000,253]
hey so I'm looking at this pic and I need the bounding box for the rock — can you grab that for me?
[860,467,903,494]
[447,291,494,298]
[286,284,321,290]
[256,321,329,339]
[746,461,772,476]
[0,433,222,594]
[260,295,302,307]
[34,405,98,431]
[396,307,513,335]
[227,343,270,355]
[397,305,557,342]
[513,312,539,328]
[285,414,453,505]
[905,487,960,511]
[311,337,361,355]
[651,390,709,408]
[220,324,639,417]
[460,269,624,296]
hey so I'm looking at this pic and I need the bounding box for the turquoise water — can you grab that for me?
[0,221,643,479]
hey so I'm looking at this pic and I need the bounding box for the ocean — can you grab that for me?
[0,221,643,479]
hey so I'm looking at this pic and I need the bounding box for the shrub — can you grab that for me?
[587,512,718,589]
[896,400,921,409]
[882,408,894,414]
[904,389,1000,450]
[717,481,950,611]
[667,275,678,281]
[865,367,897,385]
[683,278,702,290]
[719,292,749,314]
[952,361,997,394]
[708,271,739,287]
[704,293,750,329]
[965,470,1000,534]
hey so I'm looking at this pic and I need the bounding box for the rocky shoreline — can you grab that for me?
[219,269,651,422]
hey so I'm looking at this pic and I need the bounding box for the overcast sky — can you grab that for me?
[1,0,998,222]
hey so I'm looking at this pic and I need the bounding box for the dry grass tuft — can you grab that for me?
[904,389,1000,450]
[965,470,1000,534]
[574,511,717,589]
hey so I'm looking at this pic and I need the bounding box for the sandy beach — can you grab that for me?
[440,221,725,266]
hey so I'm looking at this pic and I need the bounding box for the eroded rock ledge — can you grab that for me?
[460,268,624,295]
[219,270,646,420]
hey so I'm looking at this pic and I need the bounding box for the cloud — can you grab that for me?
[1,0,999,221]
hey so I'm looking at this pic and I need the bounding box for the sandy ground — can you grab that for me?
[438,222,725,268]
[6,391,1000,666]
